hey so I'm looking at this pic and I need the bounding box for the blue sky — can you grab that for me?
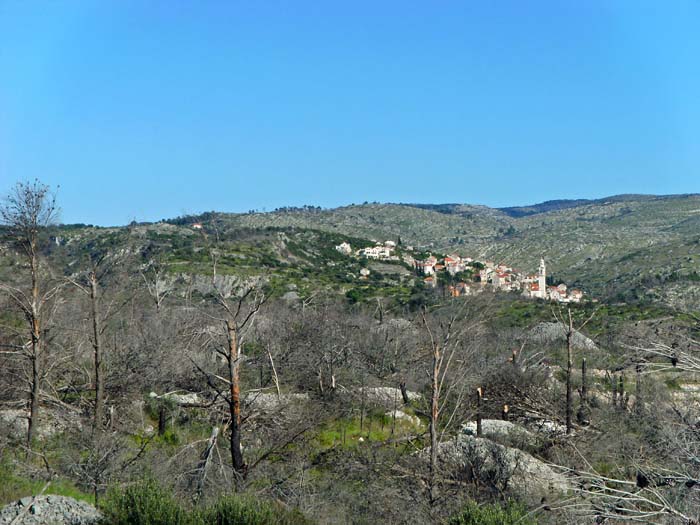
[1,1,698,225]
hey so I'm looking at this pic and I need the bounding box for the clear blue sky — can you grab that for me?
[1,1,698,225]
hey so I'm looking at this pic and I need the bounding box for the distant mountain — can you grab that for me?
[498,193,698,217]
[406,199,594,218]
[498,199,593,218]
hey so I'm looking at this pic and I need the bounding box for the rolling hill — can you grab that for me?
[184,194,700,310]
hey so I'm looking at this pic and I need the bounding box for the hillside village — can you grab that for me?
[336,240,584,303]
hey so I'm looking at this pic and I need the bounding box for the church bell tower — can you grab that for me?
[538,258,546,298]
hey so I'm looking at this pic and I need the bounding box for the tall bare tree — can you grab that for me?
[68,252,126,432]
[0,180,61,448]
[140,257,172,313]
[191,281,266,485]
[419,298,488,508]
[552,306,596,434]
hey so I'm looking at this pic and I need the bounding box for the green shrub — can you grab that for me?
[100,479,191,525]
[200,494,311,525]
[100,479,312,525]
[447,500,536,525]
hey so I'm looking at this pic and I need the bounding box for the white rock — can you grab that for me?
[529,322,598,350]
[385,410,421,427]
[355,387,422,408]
[462,419,537,449]
[245,392,310,412]
[0,408,81,440]
[429,434,570,502]
[0,495,101,524]
[149,391,203,406]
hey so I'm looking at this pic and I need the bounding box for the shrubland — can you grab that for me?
[1,182,699,524]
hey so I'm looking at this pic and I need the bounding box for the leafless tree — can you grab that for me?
[140,257,173,313]
[67,252,127,432]
[546,327,700,524]
[419,297,489,507]
[190,280,266,485]
[552,306,597,434]
[552,457,699,524]
[0,180,62,448]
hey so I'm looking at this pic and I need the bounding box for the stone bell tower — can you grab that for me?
[538,258,546,299]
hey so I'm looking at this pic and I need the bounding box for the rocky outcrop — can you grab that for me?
[529,322,597,351]
[385,410,422,427]
[244,392,310,412]
[0,408,82,441]
[149,391,203,406]
[354,387,422,408]
[431,433,570,503]
[462,419,538,451]
[0,495,101,525]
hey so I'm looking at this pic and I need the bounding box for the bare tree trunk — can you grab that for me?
[193,426,219,503]
[27,251,41,449]
[581,357,587,404]
[89,273,104,431]
[635,363,643,414]
[619,374,625,410]
[475,387,483,437]
[267,347,280,400]
[565,308,574,435]
[158,405,166,436]
[227,321,245,480]
[391,389,397,437]
[27,334,40,448]
[577,357,590,426]
[429,340,440,506]
[399,380,409,405]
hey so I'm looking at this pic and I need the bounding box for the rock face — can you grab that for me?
[462,419,538,451]
[0,410,29,440]
[149,391,203,406]
[0,495,101,525]
[528,322,597,351]
[385,410,422,427]
[0,408,82,441]
[433,433,570,503]
[355,387,422,408]
[244,392,310,412]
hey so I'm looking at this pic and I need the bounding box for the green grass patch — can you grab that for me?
[314,411,423,449]
[0,457,94,506]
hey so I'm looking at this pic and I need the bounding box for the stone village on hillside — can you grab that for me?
[335,240,584,303]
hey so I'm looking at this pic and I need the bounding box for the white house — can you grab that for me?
[336,242,353,255]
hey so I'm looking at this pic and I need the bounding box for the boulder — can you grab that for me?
[385,410,422,427]
[355,387,422,408]
[462,419,538,451]
[282,291,300,301]
[431,434,570,503]
[149,391,203,406]
[244,392,310,412]
[529,322,597,351]
[0,408,81,441]
[0,495,101,524]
